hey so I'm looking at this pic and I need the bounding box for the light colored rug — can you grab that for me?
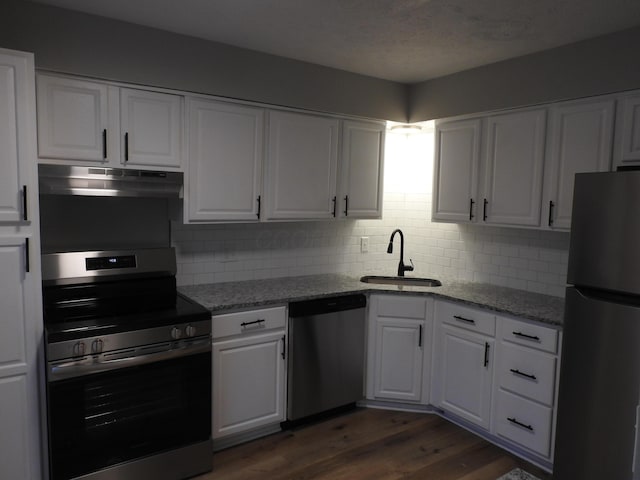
[496,468,541,480]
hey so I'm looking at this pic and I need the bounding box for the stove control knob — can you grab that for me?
[72,341,86,357]
[91,339,104,354]
[185,325,196,338]
[171,327,183,340]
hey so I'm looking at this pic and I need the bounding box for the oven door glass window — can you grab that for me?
[47,351,211,480]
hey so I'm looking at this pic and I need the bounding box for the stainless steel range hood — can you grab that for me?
[38,164,183,198]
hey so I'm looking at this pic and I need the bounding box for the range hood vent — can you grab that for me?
[38,164,183,198]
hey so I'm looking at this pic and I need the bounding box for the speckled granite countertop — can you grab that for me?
[179,274,564,327]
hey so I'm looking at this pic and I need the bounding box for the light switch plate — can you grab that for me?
[360,236,369,253]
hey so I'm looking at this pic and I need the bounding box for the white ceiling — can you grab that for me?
[29,0,640,83]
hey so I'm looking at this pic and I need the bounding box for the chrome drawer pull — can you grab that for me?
[507,417,534,431]
[512,331,540,342]
[241,319,266,328]
[510,368,537,381]
[453,315,475,325]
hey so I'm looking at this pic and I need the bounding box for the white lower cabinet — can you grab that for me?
[494,389,553,457]
[211,307,286,442]
[366,295,431,404]
[0,48,43,480]
[492,316,561,461]
[432,300,495,429]
[431,300,561,467]
[0,375,30,479]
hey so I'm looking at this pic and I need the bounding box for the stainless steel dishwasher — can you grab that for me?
[287,294,366,422]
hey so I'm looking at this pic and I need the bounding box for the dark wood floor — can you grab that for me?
[196,408,552,480]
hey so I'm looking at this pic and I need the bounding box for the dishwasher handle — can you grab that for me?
[289,294,366,317]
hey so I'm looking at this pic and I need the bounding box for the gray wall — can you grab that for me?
[3,1,640,124]
[409,26,640,121]
[1,0,408,121]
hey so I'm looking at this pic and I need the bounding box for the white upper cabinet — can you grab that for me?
[338,120,385,219]
[0,50,32,223]
[264,110,338,220]
[37,74,183,170]
[432,118,481,223]
[36,74,111,162]
[483,109,546,227]
[542,98,614,230]
[186,98,264,222]
[120,88,182,168]
[613,92,640,169]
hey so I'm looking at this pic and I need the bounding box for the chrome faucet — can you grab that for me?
[387,229,414,277]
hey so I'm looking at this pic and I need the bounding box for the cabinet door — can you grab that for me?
[433,324,494,429]
[0,50,32,223]
[483,109,546,226]
[338,120,385,219]
[614,93,640,167]
[432,118,481,222]
[373,317,424,402]
[0,239,27,372]
[212,331,285,438]
[187,98,263,222]
[265,111,338,220]
[120,88,182,168]
[36,74,109,162]
[0,375,31,479]
[543,99,614,229]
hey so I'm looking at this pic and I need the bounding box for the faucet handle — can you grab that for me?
[406,259,415,272]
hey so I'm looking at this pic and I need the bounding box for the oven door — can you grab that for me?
[47,348,211,480]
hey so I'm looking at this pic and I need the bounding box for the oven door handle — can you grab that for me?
[48,341,211,382]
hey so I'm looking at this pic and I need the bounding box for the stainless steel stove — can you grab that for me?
[42,248,212,480]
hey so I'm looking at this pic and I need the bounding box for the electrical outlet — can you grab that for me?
[360,236,369,253]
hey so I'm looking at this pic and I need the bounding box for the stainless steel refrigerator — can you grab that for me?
[553,171,640,479]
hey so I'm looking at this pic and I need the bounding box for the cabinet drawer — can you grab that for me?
[377,295,426,319]
[437,300,495,336]
[212,306,286,338]
[501,317,558,353]
[495,389,553,458]
[497,342,557,406]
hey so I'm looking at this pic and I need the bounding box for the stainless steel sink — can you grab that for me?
[360,275,442,287]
